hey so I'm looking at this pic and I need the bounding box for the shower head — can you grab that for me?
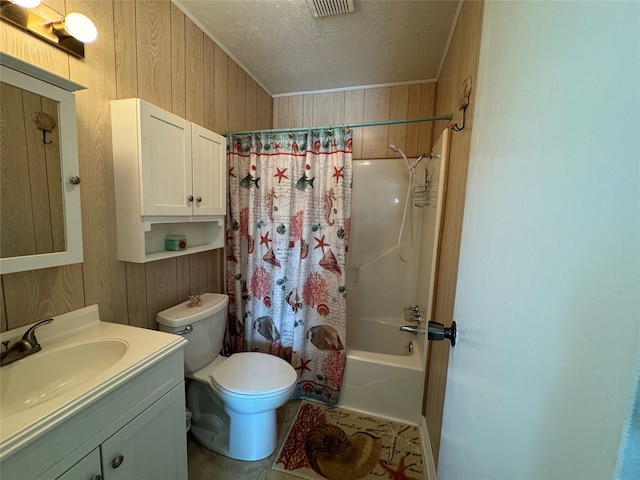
[388,144,417,171]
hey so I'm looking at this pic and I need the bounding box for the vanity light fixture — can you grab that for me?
[51,11,98,43]
[0,0,98,58]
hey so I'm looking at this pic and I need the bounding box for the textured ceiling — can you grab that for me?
[174,0,461,96]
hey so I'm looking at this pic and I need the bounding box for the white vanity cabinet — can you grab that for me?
[99,384,185,480]
[54,385,186,480]
[111,98,226,263]
[0,347,188,480]
[55,449,101,480]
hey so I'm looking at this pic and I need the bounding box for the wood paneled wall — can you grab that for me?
[273,83,436,160]
[0,0,272,332]
[425,0,484,464]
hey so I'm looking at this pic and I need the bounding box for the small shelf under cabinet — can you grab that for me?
[142,218,224,262]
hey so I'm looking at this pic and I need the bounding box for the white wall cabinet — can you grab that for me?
[111,98,226,263]
[137,101,192,217]
[190,124,226,216]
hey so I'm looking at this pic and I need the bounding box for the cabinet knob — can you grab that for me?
[196,196,202,203]
[187,195,194,202]
[112,454,124,469]
[70,175,81,185]
[90,475,103,480]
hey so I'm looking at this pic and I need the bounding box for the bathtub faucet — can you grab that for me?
[400,320,457,346]
[400,325,424,334]
[403,305,424,324]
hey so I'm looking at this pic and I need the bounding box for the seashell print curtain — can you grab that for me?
[226,129,352,405]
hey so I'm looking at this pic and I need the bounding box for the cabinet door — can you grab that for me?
[55,448,102,480]
[139,101,192,216]
[191,125,226,216]
[101,384,187,480]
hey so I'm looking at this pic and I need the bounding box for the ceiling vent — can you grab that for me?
[306,0,355,18]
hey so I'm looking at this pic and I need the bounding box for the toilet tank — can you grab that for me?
[156,293,229,373]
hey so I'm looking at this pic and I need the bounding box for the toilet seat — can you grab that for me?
[210,352,297,396]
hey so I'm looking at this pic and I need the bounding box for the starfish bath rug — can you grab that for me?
[272,400,426,480]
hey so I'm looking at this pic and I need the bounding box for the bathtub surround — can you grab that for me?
[226,130,352,405]
[347,130,448,327]
[340,316,424,425]
[338,130,448,425]
[273,400,425,480]
[346,159,422,320]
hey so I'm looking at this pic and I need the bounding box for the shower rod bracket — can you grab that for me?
[453,76,472,132]
[452,103,467,132]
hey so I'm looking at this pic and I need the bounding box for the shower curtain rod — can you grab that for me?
[224,113,453,137]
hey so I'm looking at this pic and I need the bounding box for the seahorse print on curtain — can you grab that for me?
[226,129,352,405]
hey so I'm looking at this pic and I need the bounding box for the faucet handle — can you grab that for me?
[403,305,425,323]
[22,318,53,347]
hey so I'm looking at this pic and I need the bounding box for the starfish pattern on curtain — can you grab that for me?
[226,129,352,405]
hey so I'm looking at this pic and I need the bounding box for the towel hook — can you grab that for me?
[32,111,56,144]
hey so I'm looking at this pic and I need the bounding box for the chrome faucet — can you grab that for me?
[399,320,457,346]
[399,325,423,334]
[0,318,53,367]
[403,305,424,324]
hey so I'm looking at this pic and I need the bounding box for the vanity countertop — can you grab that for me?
[0,305,186,460]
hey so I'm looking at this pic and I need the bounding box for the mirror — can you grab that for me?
[1,82,65,257]
[0,53,84,274]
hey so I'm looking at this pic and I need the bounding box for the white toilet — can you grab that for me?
[156,293,297,461]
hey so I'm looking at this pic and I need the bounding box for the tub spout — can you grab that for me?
[400,321,457,347]
[399,325,424,335]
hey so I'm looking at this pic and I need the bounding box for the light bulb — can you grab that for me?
[12,0,41,8]
[63,12,97,43]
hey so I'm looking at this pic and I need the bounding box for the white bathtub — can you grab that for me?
[338,317,426,424]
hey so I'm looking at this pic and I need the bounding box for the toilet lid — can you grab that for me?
[210,352,297,395]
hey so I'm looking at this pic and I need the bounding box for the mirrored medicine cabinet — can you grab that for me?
[0,52,84,274]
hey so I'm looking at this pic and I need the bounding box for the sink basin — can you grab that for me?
[0,339,128,418]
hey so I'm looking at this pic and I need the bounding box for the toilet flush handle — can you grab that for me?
[177,325,193,335]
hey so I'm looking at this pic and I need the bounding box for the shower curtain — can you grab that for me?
[226,129,352,405]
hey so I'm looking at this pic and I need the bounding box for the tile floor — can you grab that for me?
[187,400,301,480]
